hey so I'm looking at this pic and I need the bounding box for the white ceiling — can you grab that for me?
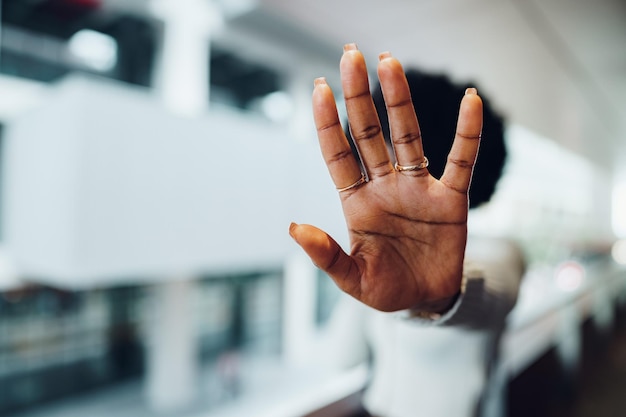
[257,0,626,174]
[7,0,623,172]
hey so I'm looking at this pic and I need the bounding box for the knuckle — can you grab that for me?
[394,131,422,146]
[386,98,412,109]
[327,149,354,165]
[455,131,481,140]
[353,125,381,142]
[317,120,341,133]
[448,157,474,169]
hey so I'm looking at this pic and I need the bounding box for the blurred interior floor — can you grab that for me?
[9,307,626,417]
[6,352,366,417]
[6,354,338,417]
[507,307,626,417]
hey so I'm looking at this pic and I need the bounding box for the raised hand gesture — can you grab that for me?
[289,44,483,313]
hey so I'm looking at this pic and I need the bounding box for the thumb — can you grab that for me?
[289,223,360,295]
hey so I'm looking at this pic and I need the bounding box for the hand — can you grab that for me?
[289,44,483,312]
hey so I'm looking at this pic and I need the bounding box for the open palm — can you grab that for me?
[290,44,483,312]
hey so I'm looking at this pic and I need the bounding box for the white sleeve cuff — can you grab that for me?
[394,263,488,328]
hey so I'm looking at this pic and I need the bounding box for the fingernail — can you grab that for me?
[378,51,392,61]
[314,77,327,87]
[465,87,478,95]
[289,222,298,240]
[343,43,358,52]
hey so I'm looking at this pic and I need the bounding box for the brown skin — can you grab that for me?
[289,45,483,313]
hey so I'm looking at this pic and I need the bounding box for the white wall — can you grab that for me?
[3,74,346,287]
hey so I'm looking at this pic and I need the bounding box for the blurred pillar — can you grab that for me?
[145,279,198,411]
[150,0,222,116]
[554,303,582,382]
[286,59,318,144]
[282,251,318,365]
[613,179,626,239]
[145,1,222,410]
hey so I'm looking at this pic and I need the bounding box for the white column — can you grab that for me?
[144,1,221,411]
[555,303,582,379]
[286,62,317,144]
[282,251,319,365]
[150,0,222,116]
[145,279,198,411]
[612,175,626,239]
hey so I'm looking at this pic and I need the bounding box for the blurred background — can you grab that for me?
[0,0,624,416]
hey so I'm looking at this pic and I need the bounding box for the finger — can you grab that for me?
[312,77,364,191]
[377,52,426,175]
[341,44,394,179]
[289,223,360,296]
[440,88,483,194]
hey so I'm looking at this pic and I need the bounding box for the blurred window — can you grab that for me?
[0,270,285,415]
[1,1,157,86]
[209,46,284,112]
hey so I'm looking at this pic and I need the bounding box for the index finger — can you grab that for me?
[312,77,364,192]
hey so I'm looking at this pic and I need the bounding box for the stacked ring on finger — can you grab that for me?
[395,156,429,172]
[336,174,367,192]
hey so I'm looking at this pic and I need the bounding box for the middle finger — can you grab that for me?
[341,44,394,179]
[377,52,427,175]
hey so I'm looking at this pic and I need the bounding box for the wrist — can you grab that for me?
[408,273,467,319]
[408,292,461,319]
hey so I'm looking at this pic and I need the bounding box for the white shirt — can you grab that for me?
[320,237,525,417]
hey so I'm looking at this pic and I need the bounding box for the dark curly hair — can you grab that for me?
[346,69,507,208]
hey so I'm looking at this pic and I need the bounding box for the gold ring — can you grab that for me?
[336,174,366,192]
[395,157,429,172]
